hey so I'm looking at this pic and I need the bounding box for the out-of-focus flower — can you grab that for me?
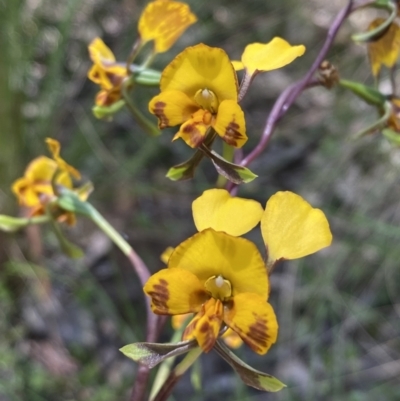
[367,18,400,76]
[87,38,128,106]
[138,0,197,54]
[12,138,89,225]
[149,44,247,148]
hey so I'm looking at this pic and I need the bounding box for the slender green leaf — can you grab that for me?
[0,215,49,232]
[382,128,400,145]
[47,212,84,259]
[339,80,387,107]
[134,68,161,86]
[120,340,197,369]
[92,100,126,120]
[214,341,286,392]
[351,0,396,42]
[190,359,202,391]
[56,187,94,218]
[166,150,205,181]
[200,145,257,184]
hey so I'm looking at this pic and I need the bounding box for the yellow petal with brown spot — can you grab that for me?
[12,178,42,207]
[168,229,269,298]
[143,268,207,315]
[182,298,223,353]
[192,189,263,236]
[224,293,278,355]
[95,87,123,107]
[160,44,238,102]
[173,109,210,148]
[241,38,305,75]
[87,65,111,88]
[149,90,198,129]
[367,19,400,76]
[12,156,59,208]
[261,191,332,262]
[138,0,197,54]
[212,99,247,148]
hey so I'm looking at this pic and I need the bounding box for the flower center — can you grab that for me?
[204,274,232,301]
[194,88,219,113]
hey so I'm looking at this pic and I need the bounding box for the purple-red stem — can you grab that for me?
[281,1,354,115]
[127,248,164,401]
[227,0,355,193]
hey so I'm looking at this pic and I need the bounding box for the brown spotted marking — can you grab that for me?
[183,316,198,340]
[182,122,206,147]
[245,315,270,353]
[108,73,124,87]
[147,278,170,313]
[223,121,243,147]
[200,320,210,333]
[199,319,218,352]
[227,313,270,354]
[152,101,170,129]
[91,71,100,80]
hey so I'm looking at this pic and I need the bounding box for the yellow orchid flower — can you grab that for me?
[149,43,247,148]
[146,190,332,353]
[88,1,197,105]
[138,0,197,54]
[161,244,241,350]
[367,18,400,77]
[162,241,245,350]
[87,38,128,106]
[144,228,278,354]
[233,38,305,76]
[12,138,88,225]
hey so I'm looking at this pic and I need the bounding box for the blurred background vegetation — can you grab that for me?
[1,0,400,400]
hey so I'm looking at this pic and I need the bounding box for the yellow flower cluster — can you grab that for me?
[87,0,197,107]
[145,189,332,354]
[12,139,89,225]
